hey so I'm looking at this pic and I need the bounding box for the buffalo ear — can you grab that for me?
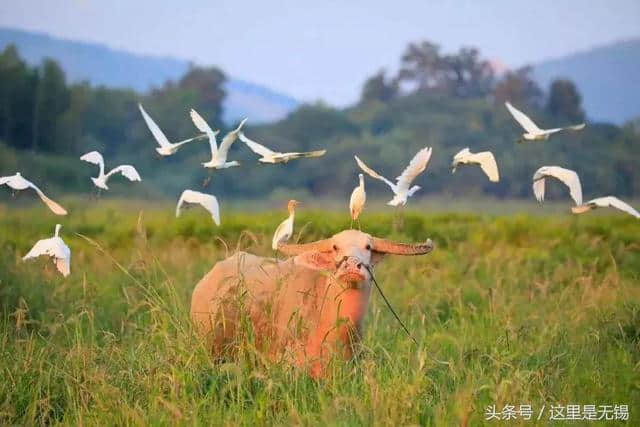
[371,251,386,266]
[294,251,335,271]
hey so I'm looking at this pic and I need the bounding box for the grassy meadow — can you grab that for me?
[1,200,639,425]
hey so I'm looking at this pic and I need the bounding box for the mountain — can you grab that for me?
[532,39,640,124]
[0,27,299,123]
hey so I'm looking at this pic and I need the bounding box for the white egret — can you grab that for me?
[191,109,245,169]
[80,151,141,190]
[272,200,300,250]
[355,147,432,206]
[532,166,583,206]
[23,224,71,277]
[349,173,366,229]
[0,172,67,215]
[505,101,585,142]
[176,189,221,225]
[138,103,207,156]
[572,197,640,218]
[451,148,500,182]
[239,132,326,163]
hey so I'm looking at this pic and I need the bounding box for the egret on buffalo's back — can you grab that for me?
[272,200,300,250]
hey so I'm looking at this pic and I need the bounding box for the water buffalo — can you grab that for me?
[190,229,434,378]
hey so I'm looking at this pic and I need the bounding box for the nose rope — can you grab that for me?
[364,265,418,346]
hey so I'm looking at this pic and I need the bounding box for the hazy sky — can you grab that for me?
[1,0,639,105]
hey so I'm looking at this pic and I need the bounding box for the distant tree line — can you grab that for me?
[0,44,227,156]
[0,42,637,200]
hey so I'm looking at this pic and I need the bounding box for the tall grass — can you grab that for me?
[1,202,639,425]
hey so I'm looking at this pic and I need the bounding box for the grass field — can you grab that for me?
[1,201,639,425]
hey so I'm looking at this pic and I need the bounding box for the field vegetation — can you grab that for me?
[1,202,638,425]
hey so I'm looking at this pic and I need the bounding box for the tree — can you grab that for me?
[442,47,494,98]
[179,65,226,125]
[493,65,543,108]
[397,41,493,98]
[33,59,69,152]
[397,41,446,93]
[360,69,398,104]
[546,79,585,123]
[0,44,37,149]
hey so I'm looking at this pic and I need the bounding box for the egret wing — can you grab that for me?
[505,102,542,134]
[272,218,292,250]
[106,165,141,182]
[475,151,500,182]
[591,196,640,218]
[31,185,68,215]
[190,109,219,155]
[218,118,247,160]
[139,104,171,148]
[80,151,104,167]
[175,190,188,217]
[395,147,432,193]
[452,147,471,165]
[354,155,395,189]
[532,176,546,202]
[286,149,327,159]
[239,132,275,157]
[568,123,586,131]
[533,166,582,205]
[23,237,67,260]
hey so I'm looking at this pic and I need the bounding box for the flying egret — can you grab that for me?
[355,147,432,206]
[80,151,142,191]
[239,132,327,163]
[572,197,640,218]
[0,172,67,215]
[272,200,301,250]
[505,101,585,143]
[532,166,583,206]
[191,109,245,169]
[451,148,500,182]
[22,224,71,277]
[138,103,207,156]
[176,189,221,225]
[349,173,366,229]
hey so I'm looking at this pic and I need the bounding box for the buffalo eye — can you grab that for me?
[333,244,338,251]
[365,244,371,250]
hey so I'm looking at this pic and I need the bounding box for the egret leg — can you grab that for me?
[350,218,354,229]
[392,206,405,233]
[202,171,213,188]
[357,218,362,231]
